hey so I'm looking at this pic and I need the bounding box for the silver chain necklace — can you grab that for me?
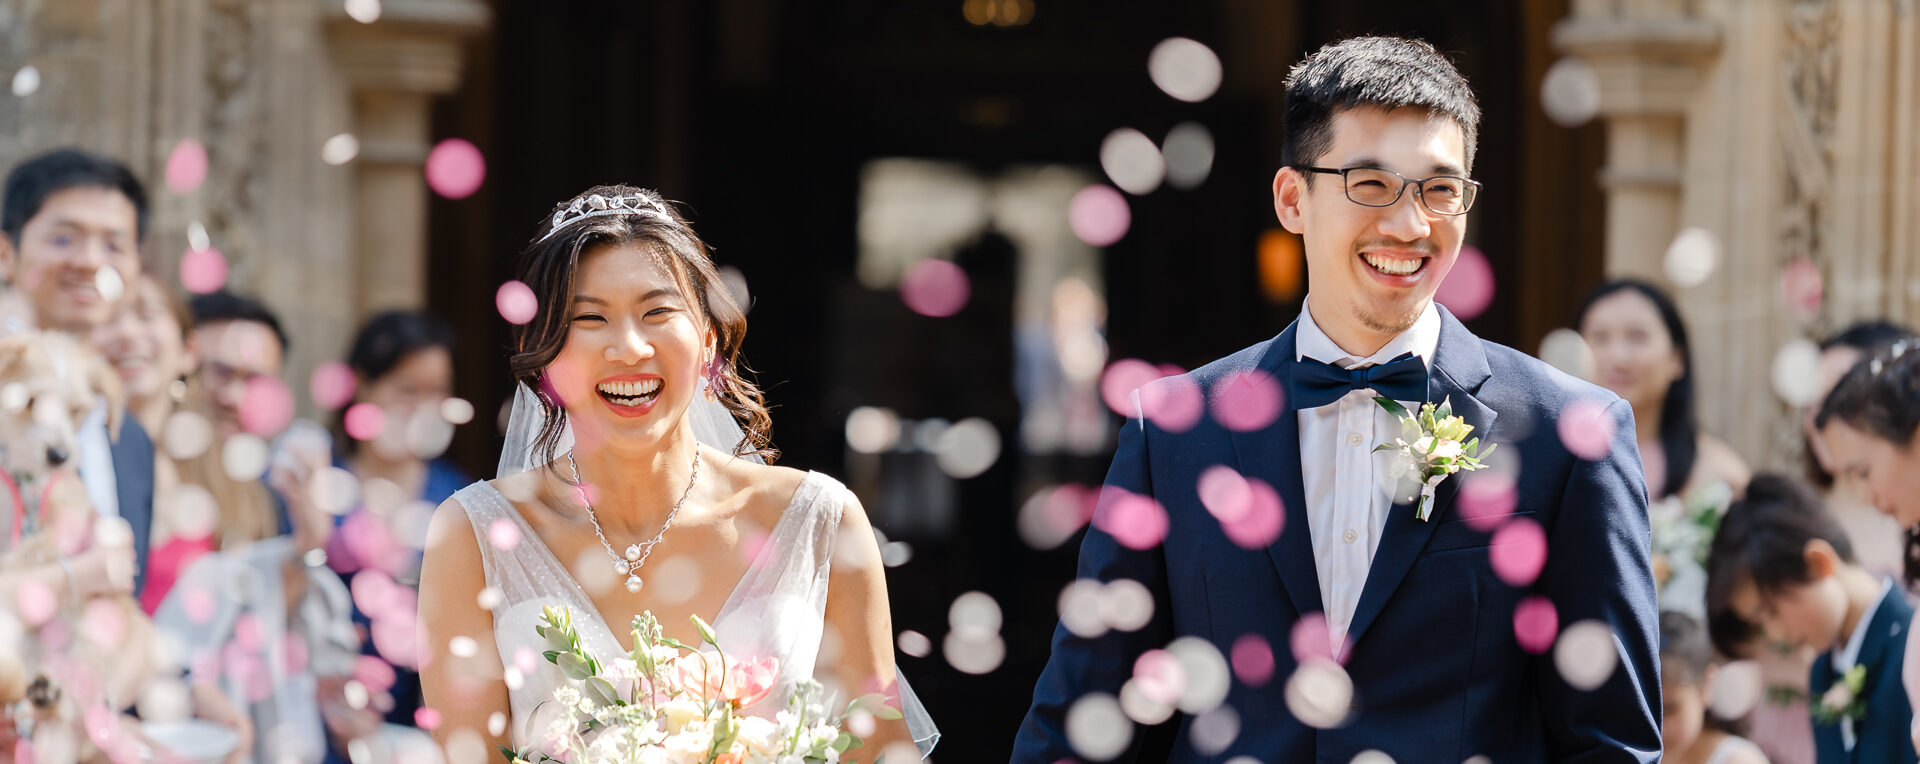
[566,447,701,593]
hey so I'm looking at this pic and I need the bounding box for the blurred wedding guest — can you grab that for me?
[151,291,423,763]
[0,148,157,597]
[91,275,212,613]
[1804,321,1916,582]
[1576,279,1752,501]
[1818,334,1920,753]
[326,309,470,727]
[1663,611,1770,764]
[1706,475,1916,764]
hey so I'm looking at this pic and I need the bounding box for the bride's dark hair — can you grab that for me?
[509,184,775,469]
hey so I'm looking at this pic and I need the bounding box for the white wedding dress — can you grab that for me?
[452,471,939,756]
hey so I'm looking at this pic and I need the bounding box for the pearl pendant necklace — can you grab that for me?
[567,447,701,594]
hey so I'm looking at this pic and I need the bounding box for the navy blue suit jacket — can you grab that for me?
[1014,307,1663,762]
[107,413,155,598]
[1811,587,1917,764]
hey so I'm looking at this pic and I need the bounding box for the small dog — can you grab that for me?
[0,331,154,762]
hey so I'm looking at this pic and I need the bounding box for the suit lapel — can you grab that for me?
[1344,307,1497,649]
[1228,323,1324,618]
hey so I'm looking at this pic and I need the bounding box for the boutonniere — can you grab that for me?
[1372,396,1495,521]
[1814,664,1868,725]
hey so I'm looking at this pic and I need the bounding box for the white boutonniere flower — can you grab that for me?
[1373,396,1495,522]
[1814,664,1868,726]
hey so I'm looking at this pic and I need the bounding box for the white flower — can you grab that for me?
[1823,684,1852,713]
[662,728,715,762]
[736,716,787,757]
[659,698,707,733]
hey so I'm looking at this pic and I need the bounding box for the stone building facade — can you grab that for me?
[1559,0,1919,473]
[0,0,486,411]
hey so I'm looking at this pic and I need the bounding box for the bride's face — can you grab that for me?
[545,243,711,451]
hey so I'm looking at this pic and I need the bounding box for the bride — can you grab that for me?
[419,186,935,761]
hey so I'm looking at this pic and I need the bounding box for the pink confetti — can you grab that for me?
[1092,486,1170,550]
[310,361,358,410]
[1456,471,1519,531]
[900,259,970,318]
[1040,484,1096,537]
[234,613,263,653]
[1513,596,1559,654]
[184,586,216,624]
[1101,359,1162,415]
[1557,399,1615,461]
[370,613,418,668]
[355,654,397,692]
[1289,612,1347,665]
[165,139,208,194]
[1132,649,1186,704]
[1140,375,1205,433]
[1069,185,1131,247]
[1197,465,1283,548]
[16,580,56,626]
[238,375,294,437]
[344,402,386,441]
[1231,633,1276,686]
[1211,370,1284,432]
[352,570,399,615]
[424,138,486,200]
[178,247,229,294]
[739,529,772,566]
[241,655,273,702]
[415,707,443,731]
[1781,256,1823,321]
[496,280,538,325]
[80,599,125,645]
[1435,245,1495,321]
[514,646,539,675]
[488,518,522,551]
[1490,516,1548,587]
[84,705,116,746]
[283,632,310,675]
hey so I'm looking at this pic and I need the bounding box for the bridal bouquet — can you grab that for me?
[503,606,901,764]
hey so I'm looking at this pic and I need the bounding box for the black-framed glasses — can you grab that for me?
[1294,166,1481,216]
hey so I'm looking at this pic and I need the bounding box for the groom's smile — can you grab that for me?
[1275,104,1468,354]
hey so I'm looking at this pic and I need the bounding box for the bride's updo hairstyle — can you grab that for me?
[509,184,775,467]
[1817,338,1920,453]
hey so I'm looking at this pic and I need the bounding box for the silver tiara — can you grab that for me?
[1870,338,1917,376]
[539,193,673,243]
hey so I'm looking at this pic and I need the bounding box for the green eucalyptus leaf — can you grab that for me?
[1373,397,1410,420]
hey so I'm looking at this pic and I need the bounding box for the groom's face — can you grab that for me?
[1274,106,1467,348]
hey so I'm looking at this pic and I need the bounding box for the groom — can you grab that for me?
[1013,37,1661,762]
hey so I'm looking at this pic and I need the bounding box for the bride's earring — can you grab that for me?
[703,352,719,401]
[168,377,188,404]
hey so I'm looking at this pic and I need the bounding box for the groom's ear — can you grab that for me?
[1274,167,1308,235]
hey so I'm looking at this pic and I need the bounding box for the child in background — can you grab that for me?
[1663,610,1769,763]
[1707,474,1917,764]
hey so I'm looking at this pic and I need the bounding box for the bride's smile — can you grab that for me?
[546,243,711,448]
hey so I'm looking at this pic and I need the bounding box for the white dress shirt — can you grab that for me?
[77,400,120,519]
[1832,576,1894,751]
[1295,297,1441,651]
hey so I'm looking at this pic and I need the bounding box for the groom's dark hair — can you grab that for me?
[1282,36,1481,179]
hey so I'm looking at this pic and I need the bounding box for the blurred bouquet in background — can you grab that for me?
[505,606,900,764]
[1650,481,1735,618]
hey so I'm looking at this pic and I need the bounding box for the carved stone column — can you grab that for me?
[1554,7,1721,281]
[326,0,488,316]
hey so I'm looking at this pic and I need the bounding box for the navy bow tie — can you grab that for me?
[1289,352,1429,411]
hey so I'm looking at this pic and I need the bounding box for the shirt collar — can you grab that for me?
[1295,296,1441,371]
[1835,576,1895,671]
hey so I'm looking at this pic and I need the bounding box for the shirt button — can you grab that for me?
[1344,529,1358,544]
[1347,432,1364,446]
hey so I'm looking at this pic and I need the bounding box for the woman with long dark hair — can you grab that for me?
[417,186,935,762]
[1816,337,1920,753]
[1575,279,1751,501]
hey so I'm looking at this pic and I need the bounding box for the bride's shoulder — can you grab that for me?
[704,449,860,521]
